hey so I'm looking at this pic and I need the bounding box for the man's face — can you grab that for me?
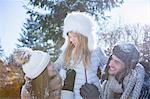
[108,55,125,75]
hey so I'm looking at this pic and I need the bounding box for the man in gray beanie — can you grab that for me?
[80,43,145,99]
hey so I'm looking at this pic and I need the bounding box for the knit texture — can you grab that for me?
[102,63,145,99]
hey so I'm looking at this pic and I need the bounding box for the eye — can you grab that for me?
[69,34,77,38]
[114,60,120,65]
[73,35,77,38]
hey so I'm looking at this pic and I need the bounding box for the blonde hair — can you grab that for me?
[64,32,91,69]
[31,68,49,98]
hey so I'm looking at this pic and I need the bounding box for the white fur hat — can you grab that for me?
[22,51,50,79]
[62,11,98,50]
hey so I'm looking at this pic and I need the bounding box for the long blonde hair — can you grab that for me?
[64,32,91,69]
[31,68,49,98]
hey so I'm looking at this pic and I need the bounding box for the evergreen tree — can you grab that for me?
[18,0,124,61]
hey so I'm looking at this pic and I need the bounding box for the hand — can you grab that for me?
[62,69,76,91]
[80,83,100,99]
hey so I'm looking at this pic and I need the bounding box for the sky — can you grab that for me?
[106,0,150,26]
[0,0,150,56]
[0,0,27,56]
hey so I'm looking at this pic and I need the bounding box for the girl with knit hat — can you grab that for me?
[80,43,145,99]
[51,11,107,99]
[13,48,62,99]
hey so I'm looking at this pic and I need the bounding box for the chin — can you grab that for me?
[108,70,117,76]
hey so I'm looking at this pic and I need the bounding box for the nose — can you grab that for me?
[109,60,114,68]
[69,37,75,43]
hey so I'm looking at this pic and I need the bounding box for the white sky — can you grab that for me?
[0,0,150,56]
[106,0,150,26]
[0,0,26,56]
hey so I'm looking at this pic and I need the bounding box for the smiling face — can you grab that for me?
[108,55,125,75]
[68,32,79,47]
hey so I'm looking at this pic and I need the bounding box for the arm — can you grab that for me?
[93,48,108,79]
[53,53,67,81]
[97,47,108,71]
[53,53,65,71]
[21,79,32,99]
[92,47,108,71]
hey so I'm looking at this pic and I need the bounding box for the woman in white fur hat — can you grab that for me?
[13,48,62,99]
[51,11,108,99]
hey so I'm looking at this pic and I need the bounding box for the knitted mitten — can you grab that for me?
[62,69,76,91]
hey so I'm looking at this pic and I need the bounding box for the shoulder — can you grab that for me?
[130,63,145,84]
[135,63,145,75]
[91,47,103,55]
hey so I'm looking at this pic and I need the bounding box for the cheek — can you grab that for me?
[70,38,76,43]
[69,38,73,42]
[47,65,54,71]
[47,65,57,75]
[117,64,124,72]
[74,38,78,43]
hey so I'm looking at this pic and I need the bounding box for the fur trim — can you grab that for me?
[62,11,98,51]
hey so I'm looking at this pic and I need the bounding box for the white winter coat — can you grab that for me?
[54,48,107,99]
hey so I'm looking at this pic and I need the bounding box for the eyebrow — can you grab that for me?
[112,56,121,63]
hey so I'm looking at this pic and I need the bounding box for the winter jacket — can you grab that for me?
[139,72,150,99]
[54,47,107,99]
[102,63,145,99]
